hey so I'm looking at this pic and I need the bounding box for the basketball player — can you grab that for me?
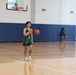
[23,21,33,61]
[60,27,66,41]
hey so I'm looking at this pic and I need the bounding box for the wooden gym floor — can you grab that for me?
[0,41,76,75]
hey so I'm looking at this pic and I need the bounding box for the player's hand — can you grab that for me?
[32,41,33,44]
[28,30,32,35]
[32,41,34,44]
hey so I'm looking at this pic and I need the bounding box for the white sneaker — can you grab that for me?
[29,56,32,61]
[25,57,29,61]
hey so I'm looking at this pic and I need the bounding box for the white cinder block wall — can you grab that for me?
[35,0,61,24]
[61,0,76,25]
[0,0,76,25]
[0,0,31,23]
[31,0,76,25]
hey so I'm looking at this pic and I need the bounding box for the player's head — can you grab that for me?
[26,21,31,27]
[62,27,65,30]
[63,27,65,30]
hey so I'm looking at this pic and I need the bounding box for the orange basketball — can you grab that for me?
[34,29,40,35]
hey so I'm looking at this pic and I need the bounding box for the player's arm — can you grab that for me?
[31,29,33,42]
[23,28,28,36]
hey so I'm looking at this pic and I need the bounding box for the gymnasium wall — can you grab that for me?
[75,26,76,40]
[0,0,76,25]
[34,0,61,24]
[0,23,25,42]
[0,23,75,42]
[33,0,76,25]
[61,0,76,25]
[33,24,75,41]
[0,0,76,42]
[0,0,31,23]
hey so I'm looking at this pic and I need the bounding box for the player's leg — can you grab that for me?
[29,45,32,61]
[64,36,66,41]
[24,46,29,61]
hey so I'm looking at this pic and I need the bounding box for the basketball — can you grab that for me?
[34,29,40,35]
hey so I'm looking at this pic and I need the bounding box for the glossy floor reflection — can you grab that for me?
[0,41,76,75]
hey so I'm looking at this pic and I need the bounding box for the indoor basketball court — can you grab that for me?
[0,0,76,75]
[0,42,76,75]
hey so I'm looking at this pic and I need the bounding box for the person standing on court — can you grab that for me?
[60,27,67,41]
[23,21,33,61]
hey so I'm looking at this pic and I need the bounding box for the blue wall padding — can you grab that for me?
[0,23,75,42]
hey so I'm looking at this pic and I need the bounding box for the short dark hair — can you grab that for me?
[26,21,31,25]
